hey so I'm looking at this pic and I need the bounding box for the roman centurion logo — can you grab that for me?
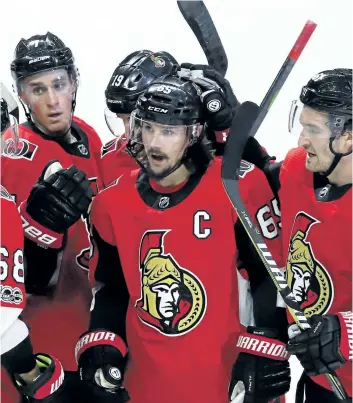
[135,230,207,336]
[286,212,334,317]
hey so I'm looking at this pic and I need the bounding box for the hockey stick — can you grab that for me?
[177,0,228,76]
[221,22,349,401]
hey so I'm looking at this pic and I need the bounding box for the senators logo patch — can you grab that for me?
[2,138,38,160]
[101,139,118,157]
[286,212,334,317]
[135,230,207,336]
[238,160,255,178]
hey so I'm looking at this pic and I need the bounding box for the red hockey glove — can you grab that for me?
[25,160,93,236]
[15,353,64,402]
[229,327,291,403]
[287,312,352,377]
[75,330,130,402]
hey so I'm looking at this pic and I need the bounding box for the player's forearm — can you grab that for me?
[24,238,61,295]
[89,284,128,343]
[1,332,36,376]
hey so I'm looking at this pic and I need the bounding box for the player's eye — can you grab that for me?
[143,124,153,132]
[32,86,45,95]
[162,128,174,136]
[54,81,67,91]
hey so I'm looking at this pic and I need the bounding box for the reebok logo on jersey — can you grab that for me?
[236,333,290,360]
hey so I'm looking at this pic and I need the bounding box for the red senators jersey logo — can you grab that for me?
[135,230,207,336]
[286,212,334,317]
[3,138,38,161]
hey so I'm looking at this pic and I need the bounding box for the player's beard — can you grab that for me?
[145,148,182,180]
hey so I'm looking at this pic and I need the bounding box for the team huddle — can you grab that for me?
[0,28,352,403]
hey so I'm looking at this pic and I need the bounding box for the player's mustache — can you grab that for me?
[147,148,169,159]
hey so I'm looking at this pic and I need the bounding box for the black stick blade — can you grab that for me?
[222,101,260,181]
[177,0,228,76]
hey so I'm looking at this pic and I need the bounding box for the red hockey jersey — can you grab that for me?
[1,116,103,371]
[99,136,138,188]
[279,147,352,396]
[0,185,28,403]
[89,159,283,403]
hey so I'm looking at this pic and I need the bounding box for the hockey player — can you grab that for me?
[101,54,238,188]
[101,49,178,187]
[1,32,102,402]
[75,73,291,403]
[244,69,352,402]
[1,92,65,402]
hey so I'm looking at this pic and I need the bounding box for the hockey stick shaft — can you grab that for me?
[250,20,317,136]
[222,21,349,400]
[177,0,228,76]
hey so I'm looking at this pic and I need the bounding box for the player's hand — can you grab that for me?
[25,160,93,234]
[229,327,291,403]
[287,312,352,376]
[76,330,130,402]
[178,63,239,131]
[15,353,65,402]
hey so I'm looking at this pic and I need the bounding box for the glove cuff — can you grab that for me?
[19,201,63,249]
[214,128,230,143]
[336,312,353,362]
[75,330,128,364]
[236,331,290,361]
[15,353,64,400]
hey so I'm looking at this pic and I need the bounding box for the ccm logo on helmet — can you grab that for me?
[148,106,168,114]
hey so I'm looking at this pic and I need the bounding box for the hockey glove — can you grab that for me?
[178,63,239,132]
[15,353,65,402]
[76,330,130,402]
[287,312,352,377]
[242,137,276,172]
[24,160,93,236]
[229,327,291,403]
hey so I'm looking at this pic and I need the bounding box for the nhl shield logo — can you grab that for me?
[78,144,88,155]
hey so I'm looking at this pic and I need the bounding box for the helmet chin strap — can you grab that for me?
[322,135,352,177]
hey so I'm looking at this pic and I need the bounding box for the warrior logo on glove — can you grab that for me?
[286,212,334,316]
[135,230,207,335]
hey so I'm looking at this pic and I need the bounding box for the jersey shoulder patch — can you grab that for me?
[238,160,255,178]
[0,184,15,202]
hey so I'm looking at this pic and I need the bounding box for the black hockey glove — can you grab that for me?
[25,160,93,234]
[287,312,352,377]
[76,330,130,402]
[178,63,239,131]
[242,137,276,172]
[229,327,291,403]
[15,353,65,402]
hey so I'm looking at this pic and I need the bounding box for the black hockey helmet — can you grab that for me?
[11,32,78,85]
[300,69,352,117]
[298,69,352,176]
[135,74,204,126]
[127,74,208,179]
[105,50,179,114]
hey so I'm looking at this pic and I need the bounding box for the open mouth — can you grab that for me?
[48,112,62,119]
[150,153,166,162]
